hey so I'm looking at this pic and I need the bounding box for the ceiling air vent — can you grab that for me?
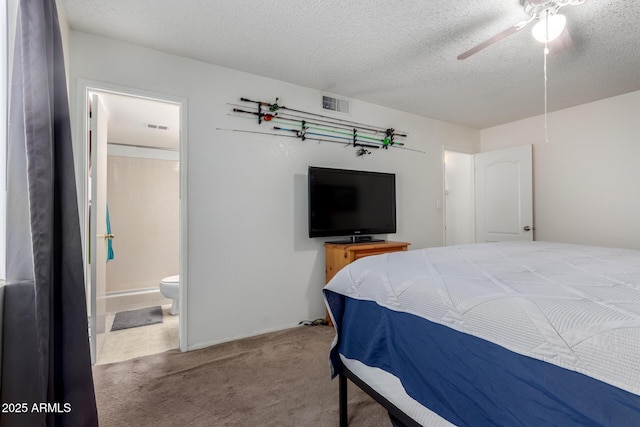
[322,95,350,114]
[146,123,169,130]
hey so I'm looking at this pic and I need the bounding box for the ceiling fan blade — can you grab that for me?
[547,27,573,54]
[457,19,532,60]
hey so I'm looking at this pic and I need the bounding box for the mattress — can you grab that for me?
[339,354,455,426]
[324,241,640,426]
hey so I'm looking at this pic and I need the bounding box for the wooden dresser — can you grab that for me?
[324,241,410,325]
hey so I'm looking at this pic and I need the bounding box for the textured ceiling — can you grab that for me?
[93,91,180,149]
[61,0,640,129]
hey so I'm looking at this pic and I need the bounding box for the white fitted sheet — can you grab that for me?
[340,354,455,426]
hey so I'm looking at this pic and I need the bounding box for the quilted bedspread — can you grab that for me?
[324,241,640,395]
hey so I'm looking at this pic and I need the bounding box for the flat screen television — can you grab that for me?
[308,166,396,242]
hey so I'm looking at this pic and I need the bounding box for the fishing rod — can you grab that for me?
[291,123,404,145]
[240,97,408,137]
[215,128,379,151]
[272,125,424,153]
[273,126,381,149]
[218,126,423,154]
[273,125,401,149]
[228,102,401,138]
[231,109,405,145]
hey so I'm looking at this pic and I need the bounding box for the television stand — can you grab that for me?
[325,236,384,244]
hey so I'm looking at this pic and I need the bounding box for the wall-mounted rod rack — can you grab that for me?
[229,111,421,149]
[240,97,408,137]
[227,102,391,137]
[222,97,423,156]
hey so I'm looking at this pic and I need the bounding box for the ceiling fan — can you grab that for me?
[457,0,587,60]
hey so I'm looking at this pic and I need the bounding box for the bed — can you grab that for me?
[323,241,640,426]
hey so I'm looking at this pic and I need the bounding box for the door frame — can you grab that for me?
[74,79,189,356]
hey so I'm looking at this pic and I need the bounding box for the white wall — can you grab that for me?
[55,0,71,87]
[6,0,17,85]
[68,31,480,349]
[481,90,640,250]
[106,153,179,294]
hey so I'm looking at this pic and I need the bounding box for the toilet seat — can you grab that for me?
[161,275,179,284]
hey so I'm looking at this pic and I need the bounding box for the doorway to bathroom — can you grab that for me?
[77,81,188,365]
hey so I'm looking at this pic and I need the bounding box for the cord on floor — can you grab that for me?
[299,318,328,326]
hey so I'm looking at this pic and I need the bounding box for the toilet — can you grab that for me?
[159,275,180,315]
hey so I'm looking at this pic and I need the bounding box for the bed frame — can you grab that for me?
[338,364,422,427]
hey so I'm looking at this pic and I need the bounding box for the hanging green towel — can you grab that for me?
[106,204,115,262]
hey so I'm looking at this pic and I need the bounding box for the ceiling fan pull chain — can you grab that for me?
[543,11,550,144]
[544,45,549,143]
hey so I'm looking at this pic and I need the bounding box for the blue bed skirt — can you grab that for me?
[326,292,640,427]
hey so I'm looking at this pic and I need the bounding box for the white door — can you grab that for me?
[475,144,533,243]
[89,93,109,364]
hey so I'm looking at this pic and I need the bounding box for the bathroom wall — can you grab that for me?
[105,147,179,311]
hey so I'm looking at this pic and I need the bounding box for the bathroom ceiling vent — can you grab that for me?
[322,95,350,115]
[146,123,169,130]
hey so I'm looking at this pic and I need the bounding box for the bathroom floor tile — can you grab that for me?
[96,305,178,365]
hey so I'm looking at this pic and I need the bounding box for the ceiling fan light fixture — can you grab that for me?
[532,13,567,43]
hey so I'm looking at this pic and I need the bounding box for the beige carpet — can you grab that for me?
[93,325,392,426]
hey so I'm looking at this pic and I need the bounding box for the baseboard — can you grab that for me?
[186,322,303,352]
[106,289,172,313]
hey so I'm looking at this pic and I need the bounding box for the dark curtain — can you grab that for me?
[1,0,98,425]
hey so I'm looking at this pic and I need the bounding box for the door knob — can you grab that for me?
[523,226,531,231]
